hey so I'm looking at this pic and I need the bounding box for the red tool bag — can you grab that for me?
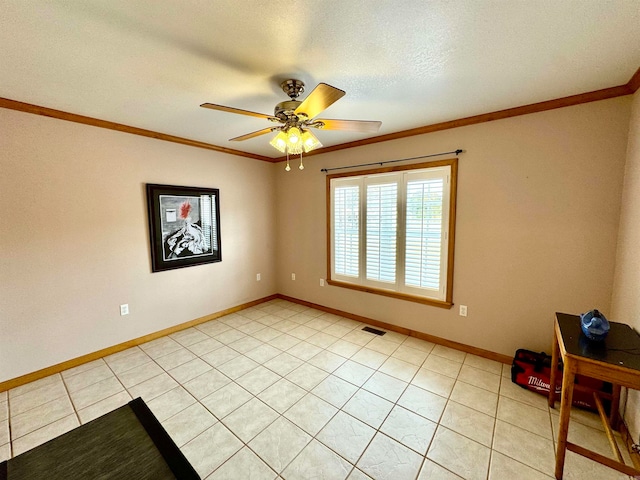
[511,349,612,412]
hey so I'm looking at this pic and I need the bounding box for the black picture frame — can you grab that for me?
[146,183,222,272]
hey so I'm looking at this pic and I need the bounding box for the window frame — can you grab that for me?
[326,158,458,309]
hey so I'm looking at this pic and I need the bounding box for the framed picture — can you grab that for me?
[146,184,222,272]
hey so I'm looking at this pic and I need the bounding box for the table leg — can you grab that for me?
[609,384,621,430]
[555,357,575,480]
[549,326,559,408]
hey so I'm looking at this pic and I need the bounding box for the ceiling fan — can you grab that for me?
[200,79,382,159]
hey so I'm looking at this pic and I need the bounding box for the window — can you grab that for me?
[328,159,457,307]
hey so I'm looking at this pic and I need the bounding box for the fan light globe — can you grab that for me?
[301,129,322,153]
[269,131,288,153]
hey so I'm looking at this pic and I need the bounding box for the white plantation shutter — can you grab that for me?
[404,177,444,290]
[333,184,360,277]
[366,182,397,283]
[330,162,453,303]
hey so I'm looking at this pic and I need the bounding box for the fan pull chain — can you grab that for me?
[285,150,291,171]
[299,153,304,170]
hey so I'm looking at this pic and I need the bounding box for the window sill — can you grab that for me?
[326,279,453,309]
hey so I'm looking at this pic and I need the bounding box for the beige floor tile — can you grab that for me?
[236,365,281,395]
[117,361,165,388]
[245,343,282,363]
[167,358,212,384]
[411,368,455,397]
[308,350,347,373]
[64,364,114,394]
[146,386,196,422]
[351,348,389,369]
[357,432,423,480]
[61,359,106,379]
[562,450,631,480]
[0,420,8,446]
[182,369,230,400]
[334,360,375,387]
[248,417,312,473]
[550,413,624,460]
[68,375,124,410]
[77,390,132,424]
[440,400,495,447]
[12,414,79,456]
[196,320,232,337]
[431,345,466,363]
[323,323,353,339]
[423,355,462,379]
[127,372,179,403]
[450,380,498,417]
[284,393,338,436]
[397,384,447,423]
[492,419,555,476]
[306,332,338,349]
[11,394,74,439]
[153,348,197,371]
[0,401,7,422]
[366,337,399,356]
[239,308,269,321]
[106,347,152,372]
[207,447,276,480]
[402,337,435,353]
[170,327,209,347]
[498,395,553,439]
[317,410,376,464]
[347,469,373,480]
[186,337,224,357]
[285,363,329,390]
[181,423,242,478]
[362,371,408,402]
[457,365,501,394]
[0,443,10,462]
[9,374,62,399]
[286,341,324,361]
[342,330,376,347]
[378,357,420,382]
[214,328,247,345]
[216,355,258,380]
[9,380,69,416]
[417,459,463,479]
[489,451,553,480]
[282,439,352,480]
[201,345,241,367]
[288,324,317,340]
[251,326,283,342]
[343,389,393,429]
[427,426,491,480]
[380,405,437,454]
[269,333,302,351]
[258,378,307,413]
[201,382,252,419]
[464,354,504,375]
[236,320,267,335]
[311,375,358,408]
[392,345,429,366]
[327,339,363,358]
[161,402,217,447]
[221,397,278,442]
[228,335,264,354]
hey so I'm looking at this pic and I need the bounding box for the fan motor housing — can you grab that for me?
[274,100,303,121]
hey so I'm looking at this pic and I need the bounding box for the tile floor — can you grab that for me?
[0,299,635,479]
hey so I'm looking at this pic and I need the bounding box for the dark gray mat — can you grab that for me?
[0,397,200,480]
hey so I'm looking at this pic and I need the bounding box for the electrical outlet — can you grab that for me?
[320,278,325,287]
[120,304,129,316]
[459,305,468,317]
[256,273,261,281]
[291,273,296,281]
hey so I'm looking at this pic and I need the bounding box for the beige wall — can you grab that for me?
[611,89,640,443]
[0,108,277,383]
[275,97,631,357]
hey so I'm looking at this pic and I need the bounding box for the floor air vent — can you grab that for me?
[362,326,386,336]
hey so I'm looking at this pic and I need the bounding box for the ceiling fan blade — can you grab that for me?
[200,103,274,120]
[314,118,382,133]
[294,83,345,119]
[229,127,276,141]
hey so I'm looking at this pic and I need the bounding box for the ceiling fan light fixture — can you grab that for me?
[269,130,288,153]
[301,129,322,153]
[285,127,303,155]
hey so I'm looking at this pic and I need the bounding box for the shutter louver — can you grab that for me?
[334,185,360,277]
[366,183,397,283]
[405,178,444,290]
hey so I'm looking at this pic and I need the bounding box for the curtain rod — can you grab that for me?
[320,149,463,173]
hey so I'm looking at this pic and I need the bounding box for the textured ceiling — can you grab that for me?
[1,1,639,158]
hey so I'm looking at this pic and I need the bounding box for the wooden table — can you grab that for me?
[549,312,640,479]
